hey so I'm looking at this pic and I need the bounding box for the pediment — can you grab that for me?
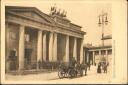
[6,6,54,24]
[18,11,51,23]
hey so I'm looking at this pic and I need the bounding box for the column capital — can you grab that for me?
[93,51,95,54]
[20,24,25,27]
[49,31,53,33]
[53,32,57,36]
[53,31,57,33]
[38,30,43,33]
[19,25,25,30]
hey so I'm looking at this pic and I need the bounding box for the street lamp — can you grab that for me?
[98,11,109,62]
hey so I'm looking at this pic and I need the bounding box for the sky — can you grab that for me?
[5,0,112,46]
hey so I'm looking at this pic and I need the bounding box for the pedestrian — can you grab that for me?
[107,62,109,66]
[38,60,42,69]
[97,63,101,73]
[87,62,90,70]
[103,64,108,73]
[94,63,96,66]
[81,62,88,76]
[69,57,76,69]
[84,63,88,76]
[6,58,11,73]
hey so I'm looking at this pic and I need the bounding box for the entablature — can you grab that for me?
[6,13,84,38]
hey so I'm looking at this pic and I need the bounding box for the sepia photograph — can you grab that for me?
[0,0,127,84]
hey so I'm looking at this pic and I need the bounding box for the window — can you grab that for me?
[10,50,16,56]
[101,50,106,55]
[108,50,112,55]
[9,49,17,59]
[95,51,99,55]
[25,34,30,42]
[10,32,17,40]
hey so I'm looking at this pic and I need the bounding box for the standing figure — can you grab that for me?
[97,63,101,73]
[6,58,11,73]
[87,62,91,70]
[84,63,88,76]
[69,57,77,69]
[38,60,42,69]
[103,64,108,73]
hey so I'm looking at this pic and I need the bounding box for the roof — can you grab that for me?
[84,45,112,50]
[5,6,84,32]
[102,34,112,40]
[5,6,55,24]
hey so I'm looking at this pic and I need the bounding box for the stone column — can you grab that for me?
[37,30,43,70]
[99,50,101,55]
[37,30,43,62]
[106,50,108,62]
[53,33,57,62]
[87,52,89,63]
[99,50,101,62]
[49,32,53,62]
[73,37,77,60]
[80,39,84,64]
[65,35,69,63]
[19,25,25,71]
[43,32,47,61]
[93,51,95,65]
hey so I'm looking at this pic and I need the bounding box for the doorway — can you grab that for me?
[25,49,32,69]
[8,50,17,71]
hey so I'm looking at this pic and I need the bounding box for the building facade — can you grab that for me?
[84,35,112,66]
[84,46,112,66]
[5,6,85,72]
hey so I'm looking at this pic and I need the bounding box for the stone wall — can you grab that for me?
[6,23,19,71]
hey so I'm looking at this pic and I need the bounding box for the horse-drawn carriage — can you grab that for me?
[58,62,87,79]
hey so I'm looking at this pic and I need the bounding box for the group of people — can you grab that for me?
[97,61,108,73]
[69,56,109,74]
[69,57,90,76]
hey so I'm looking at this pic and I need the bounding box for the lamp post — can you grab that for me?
[98,11,108,62]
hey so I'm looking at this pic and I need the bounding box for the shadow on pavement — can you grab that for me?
[48,77,60,80]
[48,75,88,81]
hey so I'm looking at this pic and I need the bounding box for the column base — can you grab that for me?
[17,69,25,75]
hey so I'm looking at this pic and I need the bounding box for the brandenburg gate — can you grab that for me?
[5,6,86,72]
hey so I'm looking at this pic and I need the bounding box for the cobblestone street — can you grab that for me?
[6,65,112,84]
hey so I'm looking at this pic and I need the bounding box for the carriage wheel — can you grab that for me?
[58,70,65,79]
[68,69,77,78]
[72,70,77,77]
[74,70,77,77]
[68,69,72,78]
[80,70,83,76]
[64,72,68,78]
